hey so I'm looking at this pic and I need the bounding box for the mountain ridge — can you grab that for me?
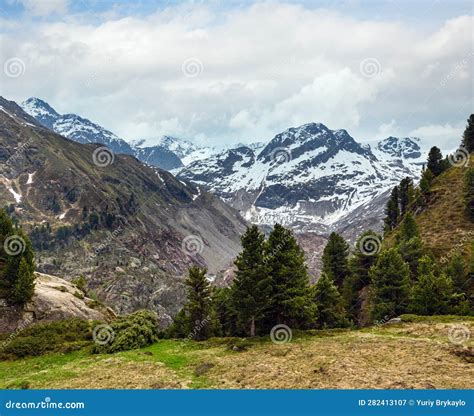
[1,96,247,319]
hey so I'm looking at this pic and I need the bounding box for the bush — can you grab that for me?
[91,310,160,354]
[0,318,95,359]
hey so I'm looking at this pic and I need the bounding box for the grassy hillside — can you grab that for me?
[386,161,473,261]
[416,162,473,259]
[1,316,472,389]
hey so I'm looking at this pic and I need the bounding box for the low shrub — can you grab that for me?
[91,310,160,354]
[0,318,97,359]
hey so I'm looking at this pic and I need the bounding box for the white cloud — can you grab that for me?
[409,122,466,153]
[0,2,472,146]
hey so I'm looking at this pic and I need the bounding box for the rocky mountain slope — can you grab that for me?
[1,96,247,320]
[177,123,424,239]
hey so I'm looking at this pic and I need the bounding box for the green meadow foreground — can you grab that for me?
[1,316,472,390]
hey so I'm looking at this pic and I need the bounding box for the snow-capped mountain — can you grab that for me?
[22,98,134,156]
[21,98,184,170]
[177,123,423,238]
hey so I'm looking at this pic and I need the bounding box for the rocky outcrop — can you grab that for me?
[0,273,115,333]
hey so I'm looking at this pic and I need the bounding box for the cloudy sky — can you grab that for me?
[0,0,472,151]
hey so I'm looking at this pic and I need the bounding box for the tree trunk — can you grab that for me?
[250,316,256,337]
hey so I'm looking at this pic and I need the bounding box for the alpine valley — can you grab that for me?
[0,95,426,320]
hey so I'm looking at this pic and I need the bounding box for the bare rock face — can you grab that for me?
[0,273,115,333]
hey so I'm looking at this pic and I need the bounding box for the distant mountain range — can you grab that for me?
[21,97,424,239]
[21,98,185,171]
[177,124,424,239]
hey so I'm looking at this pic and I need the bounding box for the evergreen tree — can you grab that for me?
[410,256,468,315]
[461,114,474,152]
[182,266,212,340]
[396,214,423,278]
[0,210,35,304]
[212,287,238,337]
[343,231,380,319]
[419,168,434,195]
[231,225,271,336]
[398,236,424,279]
[399,177,415,216]
[265,224,315,329]
[445,254,469,294]
[369,248,411,321]
[464,167,474,221]
[11,257,35,305]
[167,309,190,338]
[322,232,350,287]
[384,186,400,231]
[312,273,348,328]
[427,146,444,176]
[399,213,419,241]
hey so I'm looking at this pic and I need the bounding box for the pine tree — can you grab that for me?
[212,287,238,337]
[167,309,190,338]
[384,186,400,231]
[419,168,434,195]
[410,256,467,315]
[343,231,380,319]
[399,213,419,241]
[231,225,271,336]
[0,210,35,304]
[427,146,444,176]
[11,257,35,305]
[461,114,474,152]
[399,177,414,216]
[265,224,315,329]
[398,236,424,279]
[183,266,212,340]
[322,232,350,287]
[369,248,411,321]
[312,273,348,328]
[445,254,470,294]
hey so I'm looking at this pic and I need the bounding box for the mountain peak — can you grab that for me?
[376,136,422,160]
[21,97,60,128]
